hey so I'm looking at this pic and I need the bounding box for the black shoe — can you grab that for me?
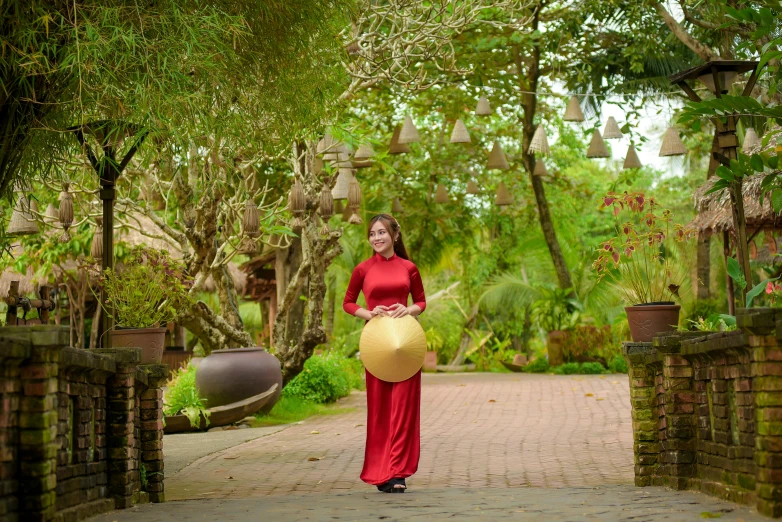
[377,481,393,493]
[389,478,406,493]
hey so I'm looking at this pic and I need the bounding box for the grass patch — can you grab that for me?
[251,396,356,428]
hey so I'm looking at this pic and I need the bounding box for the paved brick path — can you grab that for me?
[166,373,634,500]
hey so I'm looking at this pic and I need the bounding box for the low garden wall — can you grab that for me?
[0,326,166,522]
[623,308,782,517]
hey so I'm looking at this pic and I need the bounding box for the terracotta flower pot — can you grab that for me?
[195,347,282,413]
[110,327,167,364]
[547,330,568,367]
[423,351,438,372]
[625,303,681,342]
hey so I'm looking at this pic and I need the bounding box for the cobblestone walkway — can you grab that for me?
[166,373,634,499]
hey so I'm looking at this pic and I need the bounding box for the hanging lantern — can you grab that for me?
[450,119,471,144]
[91,217,103,260]
[58,183,74,242]
[586,130,610,158]
[313,156,325,176]
[529,126,550,155]
[466,180,480,194]
[742,127,761,154]
[564,96,585,122]
[332,168,353,200]
[243,200,260,237]
[659,127,687,157]
[623,145,642,169]
[347,177,362,224]
[335,151,352,170]
[319,184,334,235]
[354,143,375,169]
[389,125,410,154]
[487,141,510,170]
[495,182,513,206]
[533,161,547,176]
[398,115,420,144]
[766,231,777,256]
[318,133,336,159]
[392,197,404,214]
[288,180,306,229]
[44,203,59,227]
[475,95,493,116]
[602,117,623,139]
[7,194,39,236]
[434,184,449,204]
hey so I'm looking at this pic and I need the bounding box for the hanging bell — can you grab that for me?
[7,194,39,236]
[466,180,480,194]
[353,143,375,168]
[529,126,550,155]
[44,203,59,227]
[58,183,74,242]
[563,96,585,122]
[392,197,404,214]
[586,130,610,158]
[533,161,547,176]
[742,127,761,154]
[487,141,510,170]
[389,125,410,154]
[495,182,513,206]
[398,115,420,144]
[659,127,687,157]
[602,117,623,139]
[623,145,642,169]
[319,184,334,235]
[450,119,471,144]
[243,200,260,237]
[347,177,362,224]
[475,95,493,116]
[288,180,306,229]
[91,217,103,260]
[434,184,449,204]
[331,168,353,200]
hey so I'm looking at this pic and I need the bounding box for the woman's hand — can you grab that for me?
[387,303,411,318]
[370,305,390,318]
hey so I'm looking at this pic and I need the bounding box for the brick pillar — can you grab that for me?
[98,348,141,510]
[14,327,69,521]
[138,365,167,503]
[656,334,695,490]
[623,342,659,486]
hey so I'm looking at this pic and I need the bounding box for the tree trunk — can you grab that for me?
[325,273,336,338]
[449,305,480,366]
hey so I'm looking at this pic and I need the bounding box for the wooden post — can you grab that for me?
[724,231,735,316]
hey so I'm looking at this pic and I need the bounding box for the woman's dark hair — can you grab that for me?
[367,214,410,260]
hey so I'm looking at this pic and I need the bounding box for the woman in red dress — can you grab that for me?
[343,214,426,493]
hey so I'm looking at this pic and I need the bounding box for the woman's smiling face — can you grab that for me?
[369,220,395,256]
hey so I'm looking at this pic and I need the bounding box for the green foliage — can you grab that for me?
[282,353,364,404]
[688,314,737,332]
[551,362,607,375]
[163,363,210,428]
[530,285,582,333]
[251,396,356,428]
[523,357,550,374]
[567,325,613,361]
[580,362,607,375]
[684,299,724,326]
[100,246,192,328]
[607,355,628,374]
[552,362,583,375]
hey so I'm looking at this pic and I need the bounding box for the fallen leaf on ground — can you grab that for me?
[307,457,323,461]
[596,398,605,401]
[457,384,466,387]
[226,476,233,479]
[488,399,496,403]
[355,424,364,427]
[611,381,619,384]
[310,430,320,435]
[223,456,238,460]
[585,393,594,397]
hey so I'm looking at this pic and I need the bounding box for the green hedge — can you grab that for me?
[283,353,365,404]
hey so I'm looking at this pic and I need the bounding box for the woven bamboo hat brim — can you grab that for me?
[623,145,642,169]
[398,115,420,144]
[564,96,585,122]
[487,141,510,170]
[586,130,610,158]
[475,95,492,116]
[360,315,427,382]
[742,127,761,154]
[602,116,623,139]
[659,127,687,157]
[450,119,471,143]
[529,126,550,155]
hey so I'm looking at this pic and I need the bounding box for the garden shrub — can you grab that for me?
[579,362,606,374]
[523,357,549,373]
[283,353,364,404]
[163,363,210,428]
[608,355,629,374]
[553,362,582,375]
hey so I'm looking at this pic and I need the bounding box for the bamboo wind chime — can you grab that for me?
[475,95,493,116]
[495,182,513,206]
[7,194,39,236]
[533,160,547,176]
[241,201,261,254]
[564,96,585,122]
[586,130,610,158]
[58,183,74,242]
[389,125,410,154]
[466,180,480,194]
[347,176,362,224]
[623,145,642,169]
[659,127,687,157]
[450,119,471,144]
[487,141,510,170]
[91,217,103,259]
[392,197,404,214]
[529,126,550,155]
[288,180,306,229]
[319,184,334,235]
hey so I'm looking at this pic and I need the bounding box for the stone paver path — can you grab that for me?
[166,373,634,500]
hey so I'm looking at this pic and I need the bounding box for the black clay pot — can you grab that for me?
[195,347,282,413]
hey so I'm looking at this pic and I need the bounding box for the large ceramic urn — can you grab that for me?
[625,303,681,342]
[195,347,282,413]
[110,327,167,364]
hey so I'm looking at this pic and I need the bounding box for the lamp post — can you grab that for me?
[670,60,760,310]
[70,121,148,347]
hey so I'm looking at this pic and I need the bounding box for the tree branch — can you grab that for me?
[650,0,719,61]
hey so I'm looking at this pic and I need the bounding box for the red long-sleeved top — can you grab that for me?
[343,252,426,316]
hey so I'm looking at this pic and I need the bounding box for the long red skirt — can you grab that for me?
[360,369,421,485]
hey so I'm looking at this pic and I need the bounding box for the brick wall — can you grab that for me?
[0,326,166,522]
[624,308,782,517]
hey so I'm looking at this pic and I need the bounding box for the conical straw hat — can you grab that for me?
[354,143,375,160]
[495,181,513,206]
[586,130,610,158]
[7,195,39,235]
[450,119,471,143]
[533,160,547,176]
[466,179,480,194]
[392,197,404,214]
[487,141,509,170]
[742,127,761,154]
[529,125,550,155]
[659,127,686,157]
[602,116,623,139]
[332,168,353,200]
[389,125,410,154]
[398,115,420,144]
[564,96,585,122]
[475,95,492,116]
[623,145,642,169]
[434,183,449,203]
[359,315,427,382]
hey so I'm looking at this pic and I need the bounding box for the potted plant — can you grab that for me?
[530,285,581,366]
[594,192,694,342]
[100,246,192,363]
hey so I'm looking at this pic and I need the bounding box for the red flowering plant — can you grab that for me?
[593,192,695,305]
[97,246,193,329]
